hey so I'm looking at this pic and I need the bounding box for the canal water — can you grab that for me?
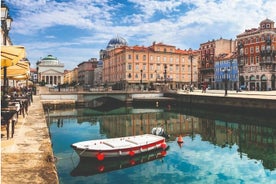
[47,105,276,184]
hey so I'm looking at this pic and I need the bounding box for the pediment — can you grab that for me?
[41,69,63,75]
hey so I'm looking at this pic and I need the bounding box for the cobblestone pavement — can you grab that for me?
[1,95,59,184]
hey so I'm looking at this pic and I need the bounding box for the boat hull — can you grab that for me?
[71,134,167,160]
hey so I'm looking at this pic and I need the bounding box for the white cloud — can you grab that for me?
[6,0,276,69]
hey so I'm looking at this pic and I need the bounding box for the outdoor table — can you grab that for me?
[10,98,29,117]
[1,108,17,139]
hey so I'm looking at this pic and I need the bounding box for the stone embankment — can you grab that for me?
[1,94,59,184]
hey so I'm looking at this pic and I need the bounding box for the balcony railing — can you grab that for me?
[260,49,276,57]
[259,60,276,65]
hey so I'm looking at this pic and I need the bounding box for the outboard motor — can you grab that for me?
[151,127,170,139]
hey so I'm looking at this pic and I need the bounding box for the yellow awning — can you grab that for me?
[1,45,26,67]
[1,61,30,80]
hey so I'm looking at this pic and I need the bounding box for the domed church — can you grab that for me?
[106,35,128,50]
[36,55,64,86]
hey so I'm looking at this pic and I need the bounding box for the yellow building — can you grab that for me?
[102,36,199,90]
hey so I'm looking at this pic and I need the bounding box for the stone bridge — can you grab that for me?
[40,91,165,107]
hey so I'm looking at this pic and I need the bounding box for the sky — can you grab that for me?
[5,0,276,70]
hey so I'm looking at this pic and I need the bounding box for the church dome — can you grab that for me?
[106,36,127,50]
[40,54,59,65]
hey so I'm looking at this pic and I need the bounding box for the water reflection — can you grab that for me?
[71,148,167,177]
[48,107,276,172]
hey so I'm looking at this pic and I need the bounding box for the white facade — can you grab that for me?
[37,55,64,86]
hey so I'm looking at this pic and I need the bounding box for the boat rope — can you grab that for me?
[79,148,88,156]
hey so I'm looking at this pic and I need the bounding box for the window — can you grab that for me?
[157,64,160,70]
[255,46,259,53]
[256,56,259,63]
[136,54,139,60]
[150,55,153,61]
[157,56,160,62]
[128,54,131,59]
[163,56,167,62]
[143,55,146,61]
[128,63,132,70]
[250,47,254,54]
[135,63,139,70]
[251,56,254,64]
[150,64,154,70]
[143,64,146,70]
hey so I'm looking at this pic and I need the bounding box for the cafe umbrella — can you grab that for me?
[1,45,27,106]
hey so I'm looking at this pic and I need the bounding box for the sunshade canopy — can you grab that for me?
[1,46,29,80]
[1,46,26,67]
[1,61,30,80]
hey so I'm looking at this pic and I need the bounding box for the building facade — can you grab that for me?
[236,18,276,91]
[64,67,79,85]
[102,36,199,91]
[77,58,98,87]
[36,55,64,86]
[214,53,239,90]
[199,38,236,89]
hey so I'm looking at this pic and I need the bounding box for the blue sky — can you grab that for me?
[5,0,276,70]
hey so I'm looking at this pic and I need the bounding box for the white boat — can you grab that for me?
[71,134,167,160]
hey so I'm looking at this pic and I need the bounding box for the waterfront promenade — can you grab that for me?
[1,87,275,184]
[1,93,59,184]
[177,89,276,100]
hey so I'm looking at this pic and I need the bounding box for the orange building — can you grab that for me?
[102,36,199,91]
[236,18,276,91]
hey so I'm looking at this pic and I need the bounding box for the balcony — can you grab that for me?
[238,60,245,66]
[260,49,276,57]
[260,60,276,65]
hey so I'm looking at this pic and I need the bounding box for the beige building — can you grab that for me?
[236,18,276,91]
[64,67,78,85]
[199,38,236,89]
[36,55,64,86]
[102,36,199,90]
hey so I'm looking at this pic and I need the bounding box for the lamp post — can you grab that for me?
[164,64,167,84]
[1,0,13,106]
[222,67,230,96]
[140,69,143,90]
[155,70,157,83]
[189,48,194,91]
[237,42,243,92]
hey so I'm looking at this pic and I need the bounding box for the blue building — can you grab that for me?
[214,53,239,90]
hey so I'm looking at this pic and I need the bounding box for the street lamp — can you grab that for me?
[140,69,143,90]
[188,48,194,84]
[222,67,230,96]
[155,70,157,83]
[237,42,243,92]
[164,64,167,84]
[1,0,13,107]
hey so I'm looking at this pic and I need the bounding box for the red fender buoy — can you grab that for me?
[161,143,167,149]
[96,152,105,161]
[129,150,135,157]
